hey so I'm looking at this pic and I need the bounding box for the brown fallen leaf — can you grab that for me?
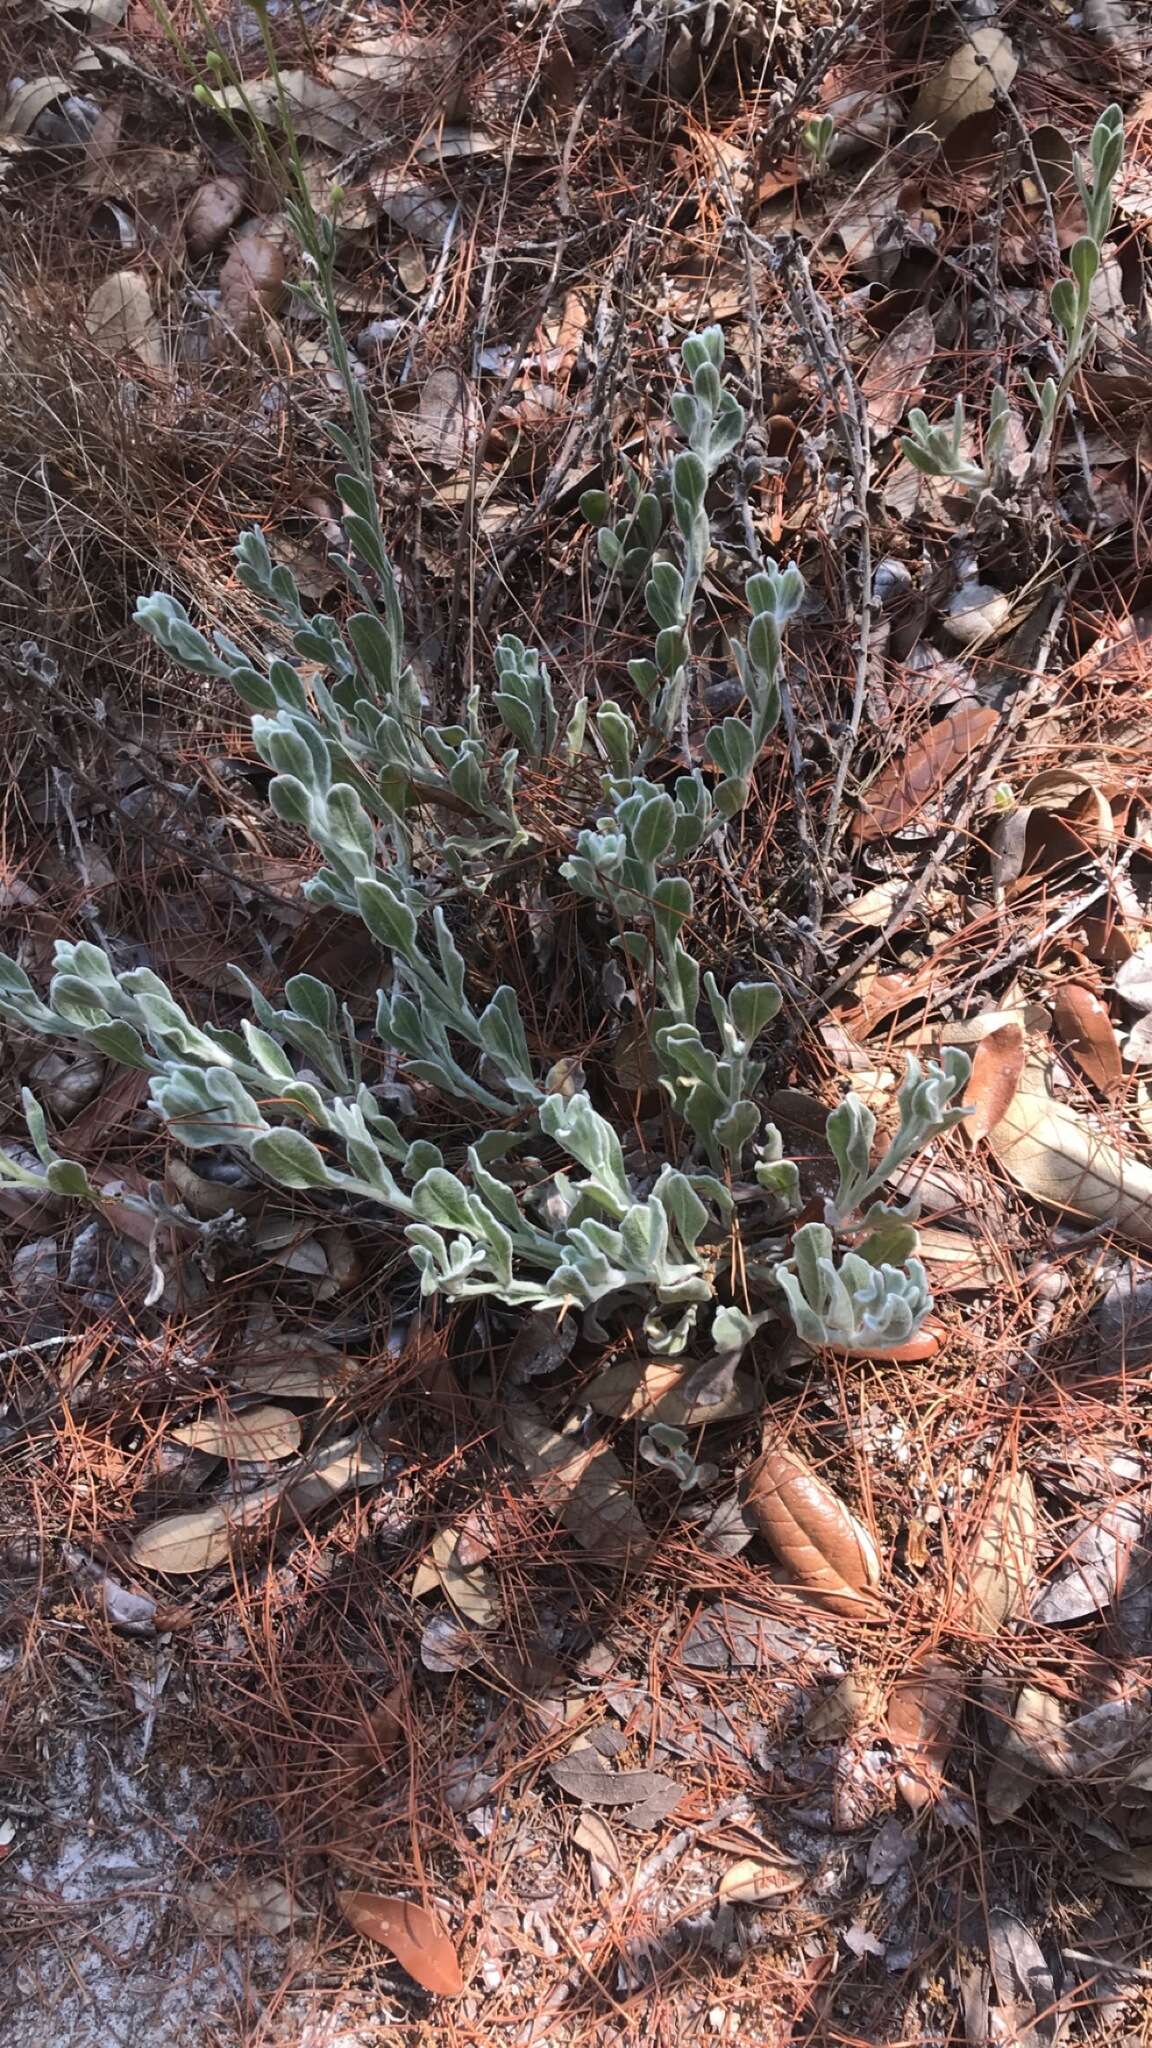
[718,1853,806,1903]
[218,217,290,334]
[1096,1848,1152,1889]
[338,1891,464,1997]
[548,1750,682,1826]
[963,1020,1026,1139]
[985,1685,1069,1825]
[911,26,1018,138]
[986,1909,1059,2047]
[985,1063,1152,1249]
[130,1501,235,1575]
[956,1468,1038,1635]
[401,368,477,471]
[744,1437,884,1618]
[85,269,166,370]
[1032,1499,1147,1623]
[888,1651,964,1811]
[584,1356,758,1426]
[1052,982,1124,1099]
[862,307,936,434]
[504,1404,650,1562]
[915,1224,1003,1294]
[411,1525,501,1627]
[852,703,998,842]
[1,77,73,140]
[209,34,465,151]
[184,174,247,256]
[170,1403,301,1463]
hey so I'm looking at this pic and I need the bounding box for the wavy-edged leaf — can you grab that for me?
[744,1437,884,1618]
[888,1650,964,1811]
[337,1891,463,1997]
[956,1468,1038,1634]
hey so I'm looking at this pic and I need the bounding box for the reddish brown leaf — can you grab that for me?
[887,1651,964,1810]
[1052,981,1124,1098]
[962,1020,1026,1139]
[184,173,247,255]
[743,1438,884,1618]
[956,1469,1038,1635]
[337,1892,463,1997]
[852,702,998,842]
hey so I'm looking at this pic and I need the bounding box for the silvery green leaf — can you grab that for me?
[579,488,609,524]
[627,658,660,698]
[354,879,418,958]
[827,1092,876,1209]
[478,986,535,1092]
[268,774,313,829]
[596,702,635,776]
[712,1099,759,1158]
[150,1067,267,1151]
[1050,277,1078,341]
[631,792,675,864]
[681,326,724,374]
[854,1203,919,1269]
[539,1091,631,1214]
[710,1305,760,1355]
[404,1139,443,1178]
[597,526,623,571]
[134,593,231,677]
[652,1166,708,1250]
[241,1023,296,1082]
[646,561,685,630]
[1070,235,1100,294]
[690,360,723,412]
[46,1158,97,1198]
[84,1022,153,1068]
[670,392,699,441]
[284,974,338,1035]
[754,1155,800,1214]
[249,1128,333,1189]
[655,625,688,675]
[706,718,757,781]
[728,980,781,1048]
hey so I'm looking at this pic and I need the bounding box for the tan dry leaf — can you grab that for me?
[963,1019,1026,1139]
[218,218,289,334]
[574,1811,625,1875]
[1096,1848,1152,1889]
[130,1502,234,1575]
[851,703,998,842]
[718,1853,806,1903]
[805,1672,884,1742]
[862,307,936,434]
[186,1873,301,1936]
[412,1526,500,1627]
[888,1651,964,1811]
[1,77,72,138]
[505,1405,650,1561]
[915,1224,1003,1295]
[210,34,464,152]
[957,1469,1038,1635]
[585,1356,757,1426]
[370,170,454,247]
[184,175,247,256]
[337,1891,464,1997]
[85,269,165,370]
[743,1438,884,1619]
[985,1066,1152,1248]
[911,27,1018,139]
[170,1403,301,1463]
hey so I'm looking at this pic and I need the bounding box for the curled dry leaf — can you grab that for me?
[991,766,1118,900]
[85,269,166,370]
[548,1750,681,1817]
[963,1019,1025,1140]
[209,34,465,151]
[585,1356,757,1426]
[170,1403,301,1463]
[887,1650,964,1811]
[218,218,290,334]
[744,1437,884,1619]
[1052,982,1124,1099]
[986,1910,1059,2048]
[402,367,477,471]
[411,1525,500,1627]
[985,1064,1152,1249]
[574,1810,625,1875]
[184,174,247,256]
[806,1671,883,1743]
[910,26,1018,138]
[718,1854,805,1903]
[956,1468,1038,1635]
[337,1891,464,1997]
[131,1501,234,1575]
[862,307,936,435]
[1,77,72,139]
[851,703,998,842]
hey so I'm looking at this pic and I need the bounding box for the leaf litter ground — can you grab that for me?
[6,1,1152,2043]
